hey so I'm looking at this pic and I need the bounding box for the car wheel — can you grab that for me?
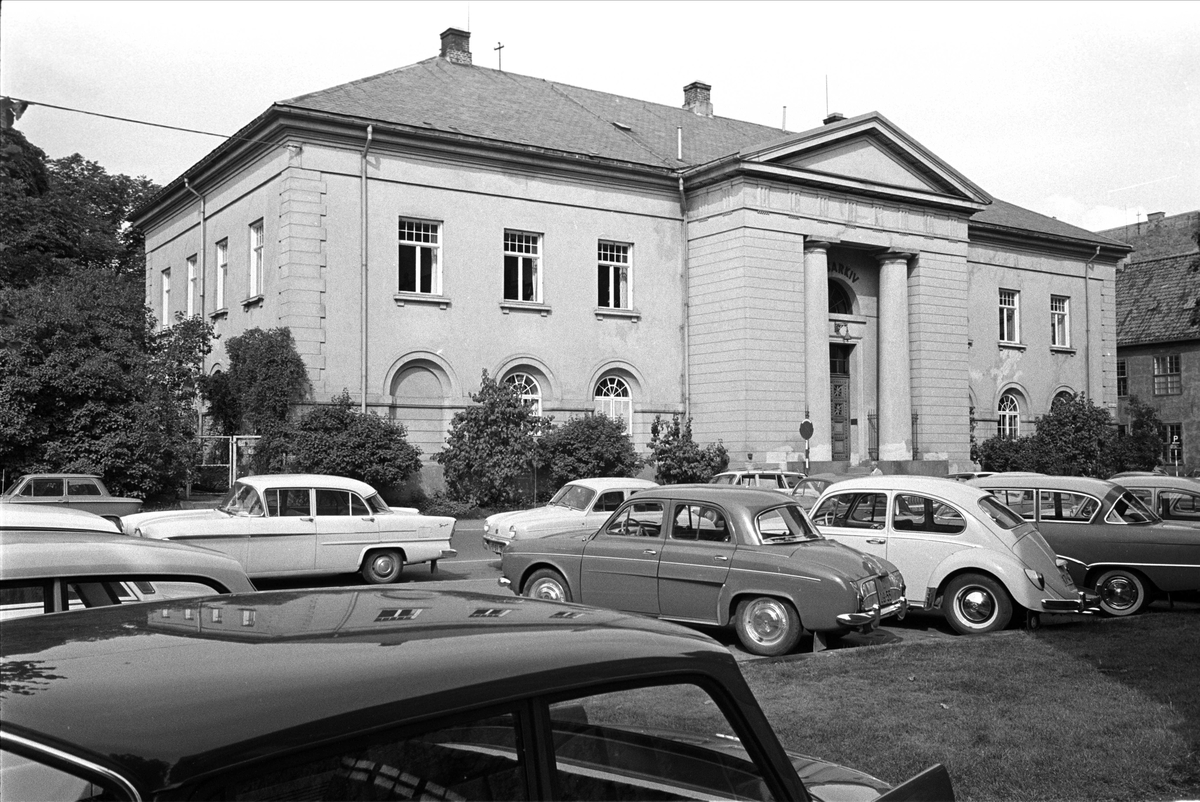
[1095,569,1147,616]
[361,550,403,584]
[942,574,1012,635]
[523,569,572,602]
[734,597,802,657]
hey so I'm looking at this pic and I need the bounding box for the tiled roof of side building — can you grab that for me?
[1116,253,1200,346]
[970,198,1131,250]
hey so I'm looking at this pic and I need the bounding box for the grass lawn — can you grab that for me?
[740,610,1200,801]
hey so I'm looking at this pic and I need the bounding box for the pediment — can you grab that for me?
[774,137,938,192]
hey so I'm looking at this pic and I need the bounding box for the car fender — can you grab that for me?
[923,548,1043,611]
[513,554,585,596]
[716,558,851,631]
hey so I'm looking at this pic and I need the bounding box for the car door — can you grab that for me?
[16,477,66,509]
[314,488,382,574]
[245,487,317,576]
[579,500,664,615]
[64,477,105,515]
[811,492,890,565]
[657,502,733,622]
[884,493,971,597]
[1157,488,1200,529]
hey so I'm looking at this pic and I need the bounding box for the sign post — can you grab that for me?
[799,419,814,473]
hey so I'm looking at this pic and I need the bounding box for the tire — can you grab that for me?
[734,597,802,657]
[361,550,403,584]
[1095,569,1147,616]
[942,574,1013,635]
[523,569,572,603]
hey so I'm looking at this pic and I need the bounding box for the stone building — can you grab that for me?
[133,28,1130,489]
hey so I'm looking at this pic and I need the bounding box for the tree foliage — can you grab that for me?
[434,370,548,506]
[536,414,643,492]
[645,415,729,484]
[291,391,422,489]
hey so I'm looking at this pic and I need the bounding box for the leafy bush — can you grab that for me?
[536,414,643,492]
[290,391,422,489]
[417,492,484,519]
[645,415,728,484]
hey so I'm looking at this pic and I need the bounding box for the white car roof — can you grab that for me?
[0,504,121,534]
[233,474,379,496]
[562,478,659,491]
[816,475,992,504]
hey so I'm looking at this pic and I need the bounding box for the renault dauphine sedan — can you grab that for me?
[500,485,907,656]
[811,477,1091,635]
[121,474,455,584]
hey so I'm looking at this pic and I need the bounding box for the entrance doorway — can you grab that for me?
[830,344,852,461]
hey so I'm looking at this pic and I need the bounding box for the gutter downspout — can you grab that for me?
[678,175,690,418]
[183,178,206,439]
[360,125,373,414]
[1083,245,1101,401]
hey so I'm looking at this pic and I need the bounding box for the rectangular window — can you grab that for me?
[1050,295,1069,347]
[398,219,440,294]
[503,230,541,302]
[249,220,264,297]
[1154,355,1182,395]
[597,241,631,309]
[161,267,171,328]
[998,289,1020,343]
[1165,423,1183,462]
[186,255,198,317]
[1116,359,1128,397]
[215,239,228,309]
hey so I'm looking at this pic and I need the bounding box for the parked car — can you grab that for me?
[500,485,907,656]
[0,527,255,620]
[121,474,456,584]
[789,473,852,510]
[483,477,658,554]
[811,476,1091,635]
[1111,475,1200,529]
[945,471,995,482]
[711,470,806,492]
[0,504,122,534]
[0,473,142,524]
[968,474,1200,616]
[0,586,954,801]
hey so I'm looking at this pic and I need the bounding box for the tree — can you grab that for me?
[1115,395,1168,471]
[645,415,729,484]
[291,391,422,489]
[536,414,643,492]
[434,370,548,506]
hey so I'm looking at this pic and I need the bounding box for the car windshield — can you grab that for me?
[550,485,596,512]
[755,504,820,543]
[218,483,264,516]
[1107,491,1159,524]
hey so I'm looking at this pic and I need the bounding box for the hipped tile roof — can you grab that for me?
[1117,253,1200,345]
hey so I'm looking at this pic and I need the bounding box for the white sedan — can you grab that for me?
[121,474,456,584]
[483,477,658,554]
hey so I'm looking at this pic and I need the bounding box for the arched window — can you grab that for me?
[594,376,632,431]
[505,373,542,416]
[998,393,1020,440]
[828,281,852,315]
[1052,391,1074,411]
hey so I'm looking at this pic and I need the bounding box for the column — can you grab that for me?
[877,252,913,461]
[804,242,832,462]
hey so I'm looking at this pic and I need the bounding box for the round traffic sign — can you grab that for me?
[799,420,814,440]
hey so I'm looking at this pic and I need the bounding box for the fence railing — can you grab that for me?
[867,414,920,461]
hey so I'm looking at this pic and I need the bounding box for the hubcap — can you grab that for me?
[373,555,396,578]
[1102,577,1138,610]
[532,581,564,601]
[956,587,996,625]
[747,601,787,645]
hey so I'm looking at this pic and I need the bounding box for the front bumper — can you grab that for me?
[483,536,511,555]
[836,597,908,629]
[1041,589,1100,614]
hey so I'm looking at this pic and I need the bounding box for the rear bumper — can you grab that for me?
[1041,590,1100,614]
[836,597,908,629]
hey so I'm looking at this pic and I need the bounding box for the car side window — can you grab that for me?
[604,502,664,538]
[986,488,1035,519]
[845,493,888,528]
[315,489,351,516]
[29,478,64,497]
[67,479,102,496]
[1038,491,1099,522]
[266,488,312,517]
[892,494,966,534]
[350,493,371,516]
[671,504,730,543]
[811,494,853,527]
[1162,490,1200,522]
[594,491,625,513]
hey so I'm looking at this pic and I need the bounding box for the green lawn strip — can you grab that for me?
[739,616,1200,802]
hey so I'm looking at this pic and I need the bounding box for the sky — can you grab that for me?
[2,0,1196,233]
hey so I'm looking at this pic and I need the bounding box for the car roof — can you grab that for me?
[564,477,659,491]
[642,484,801,510]
[1110,475,1200,490]
[10,473,103,480]
[233,473,378,495]
[815,475,992,503]
[0,504,121,533]
[715,470,804,477]
[0,587,736,792]
[0,529,254,591]
[798,473,851,483]
[967,474,1118,494]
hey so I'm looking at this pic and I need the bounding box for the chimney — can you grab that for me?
[823,112,845,125]
[683,82,713,117]
[440,27,472,65]
[1148,211,1166,224]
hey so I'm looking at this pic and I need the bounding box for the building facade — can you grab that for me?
[134,28,1129,489]
[1104,211,1200,472]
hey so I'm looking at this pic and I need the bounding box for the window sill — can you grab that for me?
[209,308,229,321]
[500,300,551,316]
[594,307,640,322]
[998,341,1026,351]
[1050,346,1077,355]
[241,295,264,310]
[394,293,451,309]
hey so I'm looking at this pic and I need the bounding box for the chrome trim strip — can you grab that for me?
[0,731,141,801]
[727,566,821,582]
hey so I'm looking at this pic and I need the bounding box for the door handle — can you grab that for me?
[867,538,886,545]
[301,516,314,522]
[360,517,375,522]
[713,555,728,562]
[643,549,658,556]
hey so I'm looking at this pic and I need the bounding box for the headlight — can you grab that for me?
[483,522,490,534]
[1024,568,1045,590]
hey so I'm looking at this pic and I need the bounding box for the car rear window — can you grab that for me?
[978,496,1026,529]
[1105,491,1159,524]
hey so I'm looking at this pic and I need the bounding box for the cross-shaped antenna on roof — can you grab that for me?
[495,42,504,71]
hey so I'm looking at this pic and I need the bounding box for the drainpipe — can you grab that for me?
[678,175,690,418]
[1083,245,1101,401]
[183,178,206,438]
[360,125,373,414]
